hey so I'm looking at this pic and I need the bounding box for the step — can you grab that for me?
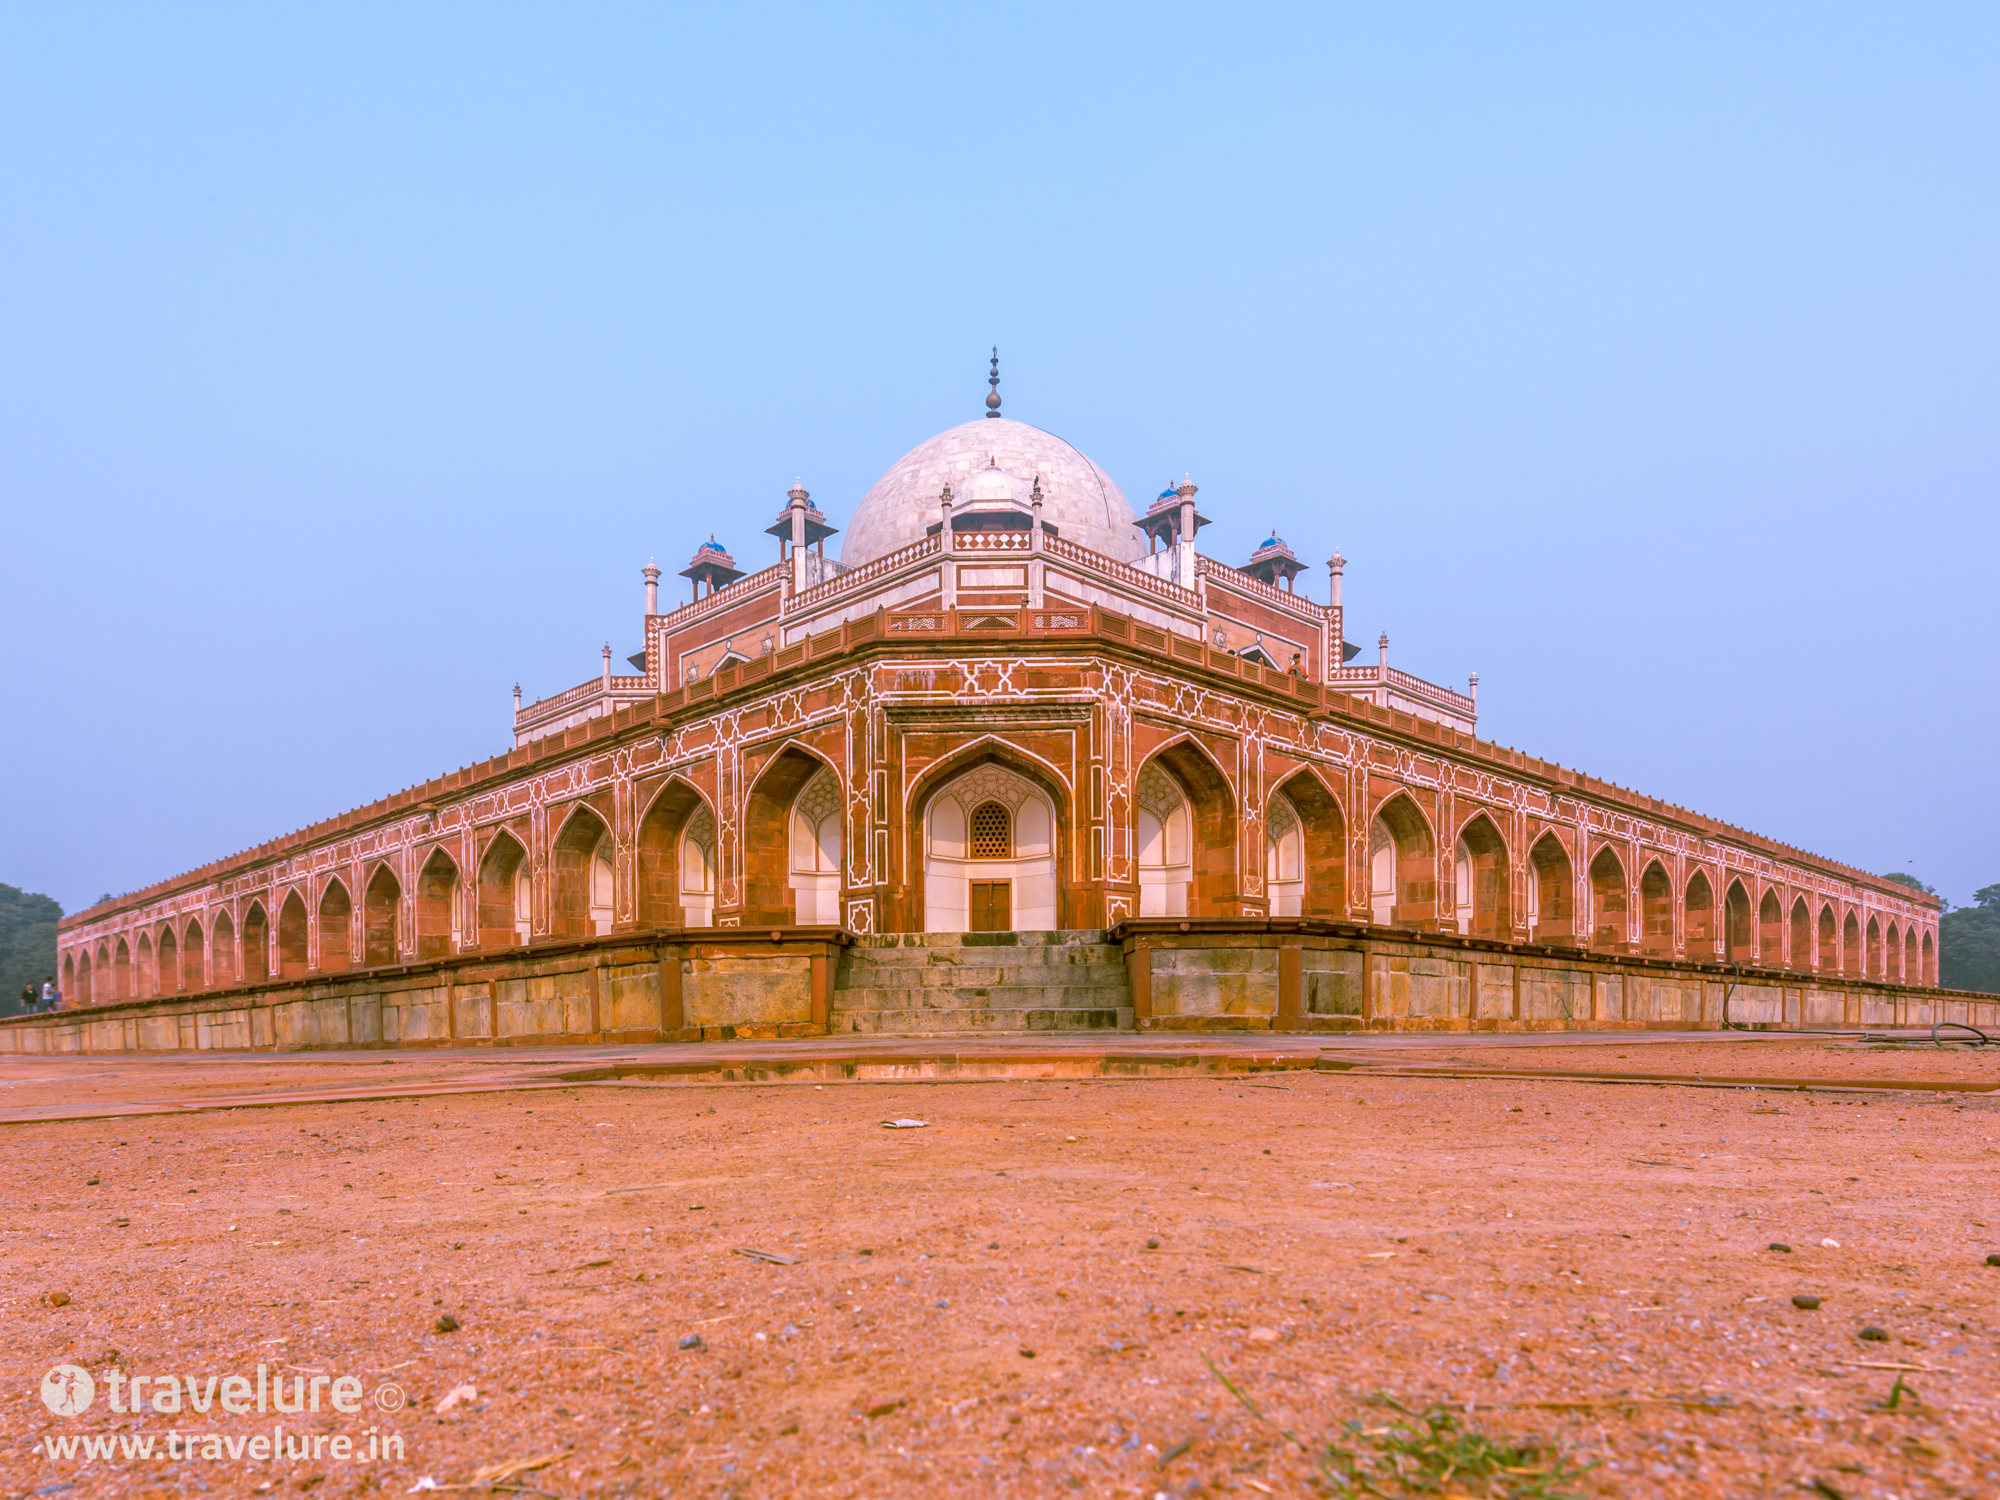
[830,1005,1136,1034]
[833,961,1129,991]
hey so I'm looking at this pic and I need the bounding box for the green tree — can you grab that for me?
[1940,883,2000,995]
[0,883,63,1016]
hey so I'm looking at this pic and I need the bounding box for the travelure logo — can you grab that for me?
[41,1365,94,1417]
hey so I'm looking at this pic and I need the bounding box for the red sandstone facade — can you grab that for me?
[55,399,1939,1008]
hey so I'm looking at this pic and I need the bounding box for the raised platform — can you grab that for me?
[3,921,1991,1056]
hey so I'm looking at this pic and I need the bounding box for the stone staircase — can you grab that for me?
[830,931,1134,1034]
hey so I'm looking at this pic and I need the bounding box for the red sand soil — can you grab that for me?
[2,1036,1997,1497]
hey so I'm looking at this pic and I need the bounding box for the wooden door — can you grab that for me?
[969,880,1012,933]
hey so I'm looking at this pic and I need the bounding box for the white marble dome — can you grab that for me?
[839,417,1143,567]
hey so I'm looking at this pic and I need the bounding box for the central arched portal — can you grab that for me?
[923,764,1057,933]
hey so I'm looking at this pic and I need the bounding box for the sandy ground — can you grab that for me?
[2,1034,1997,1498]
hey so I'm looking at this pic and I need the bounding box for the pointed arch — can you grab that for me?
[1143,738,1241,918]
[1816,902,1836,973]
[317,878,352,973]
[1789,897,1811,972]
[1864,914,1882,980]
[363,864,402,967]
[1269,769,1345,919]
[921,760,1058,932]
[1639,860,1673,956]
[135,931,156,998]
[1883,921,1902,984]
[742,744,843,927]
[183,917,206,990]
[477,829,532,948]
[1757,888,1783,966]
[1684,869,1715,960]
[211,908,236,988]
[113,937,132,1000]
[635,776,714,929]
[1452,811,1510,938]
[76,948,94,1005]
[550,802,614,937]
[1720,878,1752,963]
[61,952,76,1005]
[1903,925,1919,988]
[904,738,1075,932]
[1527,832,1574,943]
[1841,909,1861,977]
[242,901,269,985]
[1587,846,1629,950]
[1921,929,1936,987]
[157,924,181,994]
[1367,790,1436,927]
[414,848,461,959]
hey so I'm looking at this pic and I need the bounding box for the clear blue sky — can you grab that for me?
[3,4,1994,913]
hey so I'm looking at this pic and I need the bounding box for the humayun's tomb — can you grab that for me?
[29,360,1988,1055]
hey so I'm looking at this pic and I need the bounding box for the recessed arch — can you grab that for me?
[1587,846,1629,950]
[157,924,181,994]
[1816,902,1836,973]
[904,738,1075,932]
[1789,896,1812,972]
[550,803,614,937]
[1903,925,1919,988]
[1841,910,1861,978]
[1453,812,1510,938]
[1269,768,1346,918]
[1639,860,1673,956]
[1921,929,1936,987]
[211,908,236,988]
[183,917,206,991]
[242,901,269,986]
[1865,914,1882,980]
[61,952,76,1005]
[317,878,352,973]
[278,889,310,979]
[113,937,131,1000]
[744,743,845,927]
[135,931,156,998]
[1142,737,1241,919]
[1368,791,1436,927]
[1722,878,1753,963]
[477,829,532,948]
[1684,869,1715,960]
[635,776,714,929]
[922,761,1057,932]
[1527,832,1574,943]
[363,863,402,967]
[1757,888,1783,967]
[415,848,461,959]
[76,947,94,1005]
[1883,921,1902,985]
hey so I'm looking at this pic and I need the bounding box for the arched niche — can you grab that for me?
[1684,870,1715,960]
[1527,833,1574,944]
[1265,791,1304,918]
[924,762,1056,933]
[1723,880,1753,964]
[743,746,840,927]
[277,892,309,979]
[416,849,461,960]
[242,904,268,986]
[318,879,352,973]
[635,779,713,929]
[1758,889,1783,966]
[1639,862,1673,957]
[477,831,531,948]
[551,805,614,937]
[789,766,844,926]
[1816,903,1837,973]
[363,865,401,968]
[1452,814,1510,938]
[1268,770,1345,918]
[211,909,236,988]
[1588,847,1628,951]
[1136,761,1192,918]
[1367,793,1435,927]
[1143,741,1239,917]
[1790,898,1812,972]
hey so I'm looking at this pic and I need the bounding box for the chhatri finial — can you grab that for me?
[985,346,1002,419]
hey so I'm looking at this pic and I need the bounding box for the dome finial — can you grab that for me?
[985,346,1002,418]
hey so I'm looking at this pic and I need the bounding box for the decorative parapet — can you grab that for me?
[655,561,786,630]
[786,534,941,614]
[1043,534,1205,612]
[1196,554,1329,620]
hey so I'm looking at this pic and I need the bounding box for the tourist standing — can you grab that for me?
[17,983,33,1015]
[41,978,55,1012]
